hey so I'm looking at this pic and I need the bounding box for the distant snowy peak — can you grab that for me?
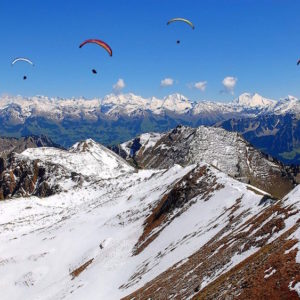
[283,95,299,102]
[273,95,300,115]
[102,93,192,115]
[234,93,276,107]
[277,95,299,106]
[102,93,149,107]
[162,93,192,113]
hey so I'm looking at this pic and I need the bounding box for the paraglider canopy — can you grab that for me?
[79,39,112,57]
[297,59,300,66]
[92,69,97,74]
[167,18,195,29]
[11,57,34,66]
[23,76,27,80]
[176,40,180,44]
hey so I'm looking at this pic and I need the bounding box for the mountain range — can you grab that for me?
[0,131,299,299]
[0,92,300,164]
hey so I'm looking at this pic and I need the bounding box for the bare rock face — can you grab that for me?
[0,157,5,174]
[0,153,83,200]
[0,135,63,199]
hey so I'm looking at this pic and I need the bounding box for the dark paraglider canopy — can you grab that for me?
[23,76,27,80]
[297,59,300,66]
[79,39,112,56]
[176,40,180,44]
[79,39,112,74]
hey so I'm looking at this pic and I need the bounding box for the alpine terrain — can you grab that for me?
[0,134,299,299]
[2,1,300,299]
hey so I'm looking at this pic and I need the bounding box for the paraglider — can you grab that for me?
[297,59,300,66]
[167,18,194,44]
[79,39,112,56]
[11,57,34,80]
[167,18,195,29]
[79,39,112,74]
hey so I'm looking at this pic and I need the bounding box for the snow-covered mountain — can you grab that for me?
[0,138,299,299]
[0,139,133,200]
[118,125,296,198]
[1,92,298,124]
[161,93,193,113]
[23,139,134,179]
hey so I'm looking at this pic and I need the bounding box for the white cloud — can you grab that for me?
[222,76,237,94]
[194,81,207,91]
[113,78,125,92]
[160,78,174,87]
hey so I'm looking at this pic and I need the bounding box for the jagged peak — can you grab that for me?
[162,93,192,112]
[69,138,99,153]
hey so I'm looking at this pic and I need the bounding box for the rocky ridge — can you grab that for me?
[119,125,297,198]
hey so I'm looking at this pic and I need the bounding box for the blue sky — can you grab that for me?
[1,0,300,101]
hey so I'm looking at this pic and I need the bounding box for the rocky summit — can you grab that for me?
[118,125,298,199]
